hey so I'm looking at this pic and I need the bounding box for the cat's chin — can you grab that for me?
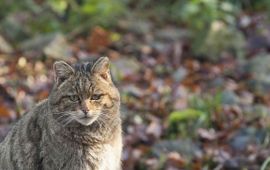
[75,117,96,126]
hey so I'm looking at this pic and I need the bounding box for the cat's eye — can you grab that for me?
[69,95,80,102]
[91,94,102,100]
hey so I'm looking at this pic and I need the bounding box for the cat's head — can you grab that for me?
[48,57,120,126]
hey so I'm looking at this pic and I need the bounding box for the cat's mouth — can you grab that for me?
[80,116,92,121]
[81,115,91,119]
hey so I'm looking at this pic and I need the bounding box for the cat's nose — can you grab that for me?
[81,109,89,115]
[81,101,89,116]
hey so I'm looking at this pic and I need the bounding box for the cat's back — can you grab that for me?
[0,100,47,170]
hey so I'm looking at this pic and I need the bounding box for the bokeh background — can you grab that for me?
[1,0,270,169]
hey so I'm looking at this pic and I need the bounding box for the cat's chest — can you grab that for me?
[43,144,118,170]
[99,144,119,170]
[84,144,119,170]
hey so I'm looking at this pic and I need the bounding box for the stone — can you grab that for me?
[118,19,152,35]
[19,33,71,59]
[111,57,141,82]
[155,27,190,41]
[172,67,187,82]
[197,20,246,61]
[229,127,266,151]
[221,90,239,105]
[153,139,201,161]
[0,35,13,53]
[44,34,71,59]
[245,54,270,93]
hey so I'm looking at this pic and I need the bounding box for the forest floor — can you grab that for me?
[1,7,270,170]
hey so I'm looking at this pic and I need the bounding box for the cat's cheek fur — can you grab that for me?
[102,95,113,109]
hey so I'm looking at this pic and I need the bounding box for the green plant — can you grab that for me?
[168,108,205,138]
[226,0,270,12]
[168,92,222,138]
[169,109,205,123]
[0,0,127,43]
[189,92,222,117]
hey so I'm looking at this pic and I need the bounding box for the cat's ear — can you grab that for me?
[53,61,74,86]
[91,57,111,82]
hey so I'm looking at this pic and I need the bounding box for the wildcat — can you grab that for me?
[0,57,122,170]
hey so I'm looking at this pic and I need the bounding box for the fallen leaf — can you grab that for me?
[166,152,186,168]
[88,26,111,52]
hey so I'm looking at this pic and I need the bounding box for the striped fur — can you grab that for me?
[0,57,122,170]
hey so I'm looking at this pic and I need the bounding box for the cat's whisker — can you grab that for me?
[55,114,70,123]
[62,114,76,126]
[57,114,70,123]
[69,112,79,116]
[52,112,71,115]
[59,115,71,122]
[55,113,69,119]
[62,117,74,127]
[59,118,70,127]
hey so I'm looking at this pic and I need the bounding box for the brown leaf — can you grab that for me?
[166,152,186,168]
[0,103,15,122]
[35,90,49,101]
[146,119,162,139]
[197,128,217,141]
[88,26,111,53]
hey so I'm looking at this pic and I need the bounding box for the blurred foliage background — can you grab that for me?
[1,0,270,169]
